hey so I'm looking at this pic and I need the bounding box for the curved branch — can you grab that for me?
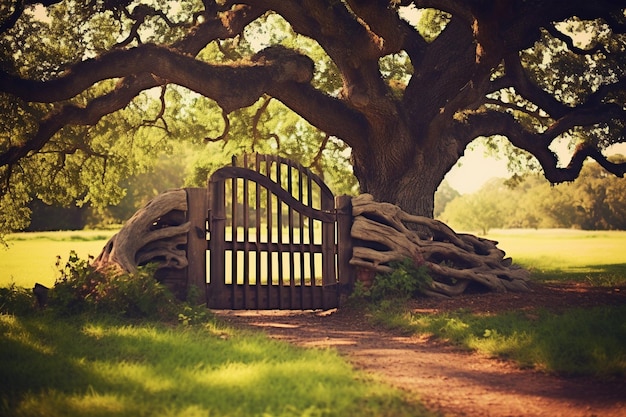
[497,53,570,119]
[205,108,230,143]
[543,102,625,140]
[265,0,387,63]
[345,0,427,57]
[1,43,313,105]
[0,73,160,167]
[484,98,552,122]
[0,4,265,168]
[267,81,369,149]
[0,44,318,166]
[545,23,609,56]
[260,0,403,131]
[310,133,330,173]
[142,85,168,129]
[463,109,626,183]
[565,143,626,179]
[251,95,272,147]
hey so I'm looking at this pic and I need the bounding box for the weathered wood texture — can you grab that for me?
[92,188,191,298]
[350,194,530,297]
[207,154,350,310]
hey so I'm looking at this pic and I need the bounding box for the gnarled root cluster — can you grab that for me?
[92,189,190,274]
[350,194,530,297]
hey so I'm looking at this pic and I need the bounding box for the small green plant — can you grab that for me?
[0,283,34,316]
[348,258,433,311]
[585,273,626,288]
[177,284,211,325]
[367,258,433,303]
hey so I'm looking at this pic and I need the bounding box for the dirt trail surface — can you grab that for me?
[215,283,626,417]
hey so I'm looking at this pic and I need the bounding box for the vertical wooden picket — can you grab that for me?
[204,154,354,310]
[207,175,227,308]
[185,188,208,303]
[336,195,355,297]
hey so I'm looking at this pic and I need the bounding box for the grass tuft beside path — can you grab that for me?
[381,305,626,377]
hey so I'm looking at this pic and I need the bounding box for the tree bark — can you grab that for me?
[352,135,461,218]
[350,194,530,297]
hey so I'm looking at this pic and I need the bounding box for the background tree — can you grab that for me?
[440,156,626,232]
[439,178,514,234]
[1,0,626,238]
[569,155,626,229]
[434,180,460,218]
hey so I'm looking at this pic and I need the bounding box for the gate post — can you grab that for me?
[185,188,208,303]
[336,195,355,300]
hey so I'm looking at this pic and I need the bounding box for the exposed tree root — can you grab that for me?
[92,189,190,274]
[350,194,530,297]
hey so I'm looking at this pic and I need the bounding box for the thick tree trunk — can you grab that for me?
[352,142,456,219]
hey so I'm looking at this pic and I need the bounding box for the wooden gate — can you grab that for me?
[203,154,353,310]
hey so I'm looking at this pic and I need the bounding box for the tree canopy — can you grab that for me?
[1,0,626,236]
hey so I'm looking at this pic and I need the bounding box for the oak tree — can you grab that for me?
[2,0,626,223]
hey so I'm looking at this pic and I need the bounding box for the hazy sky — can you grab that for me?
[444,147,508,194]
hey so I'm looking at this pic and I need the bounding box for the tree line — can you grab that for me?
[437,157,626,234]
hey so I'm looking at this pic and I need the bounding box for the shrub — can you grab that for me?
[0,252,214,324]
[48,251,178,320]
[0,283,34,316]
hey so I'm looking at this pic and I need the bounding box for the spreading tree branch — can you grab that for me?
[205,108,230,143]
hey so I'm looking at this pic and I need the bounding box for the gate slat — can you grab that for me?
[231,156,238,308]
[276,158,284,308]
[206,153,347,310]
[255,153,262,308]
[242,154,250,309]
[287,160,296,307]
[265,156,273,307]
[307,173,316,307]
[298,166,305,309]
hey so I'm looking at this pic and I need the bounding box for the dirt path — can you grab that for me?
[216,283,626,417]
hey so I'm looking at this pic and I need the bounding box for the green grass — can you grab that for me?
[382,306,626,377]
[0,314,429,417]
[6,228,626,288]
[1,228,327,289]
[1,231,117,288]
[488,229,626,284]
[363,228,626,377]
[4,228,626,381]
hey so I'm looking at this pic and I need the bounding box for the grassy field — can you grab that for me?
[1,228,625,416]
[1,230,117,288]
[488,229,626,284]
[2,228,626,288]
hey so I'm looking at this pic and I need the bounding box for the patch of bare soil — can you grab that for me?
[215,282,626,417]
